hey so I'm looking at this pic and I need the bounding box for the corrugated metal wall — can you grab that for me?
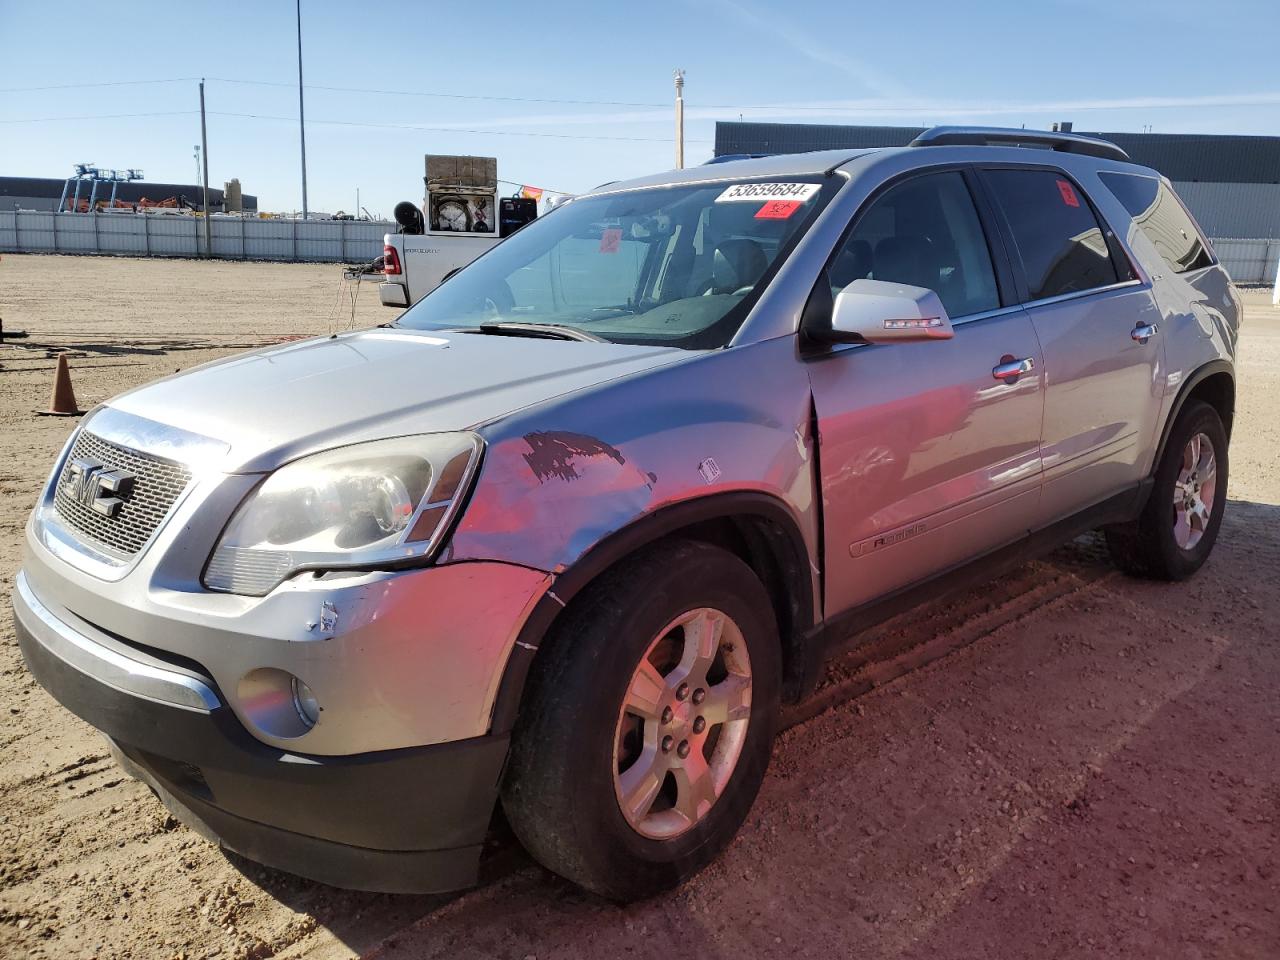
[1167,182,1280,238]
[0,212,391,262]
[714,122,1280,184]
[714,122,1280,244]
[1212,238,1280,285]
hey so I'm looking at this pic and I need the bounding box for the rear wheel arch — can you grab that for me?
[1185,370,1234,440]
[488,493,817,736]
[1154,361,1234,470]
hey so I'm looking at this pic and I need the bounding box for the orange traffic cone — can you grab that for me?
[38,354,82,417]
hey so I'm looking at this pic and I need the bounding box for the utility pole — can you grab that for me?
[296,0,309,219]
[199,79,212,257]
[674,69,685,169]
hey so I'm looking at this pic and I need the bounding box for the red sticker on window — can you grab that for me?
[754,200,802,220]
[1056,179,1080,207]
[599,227,622,253]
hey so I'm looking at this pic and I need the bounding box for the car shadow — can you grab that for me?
[220,497,1275,957]
[221,807,537,956]
[7,335,305,359]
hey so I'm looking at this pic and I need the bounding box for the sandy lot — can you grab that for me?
[1,255,1277,960]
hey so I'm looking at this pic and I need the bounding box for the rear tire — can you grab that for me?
[501,539,781,902]
[1105,400,1228,580]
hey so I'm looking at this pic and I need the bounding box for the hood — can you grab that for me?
[106,327,686,472]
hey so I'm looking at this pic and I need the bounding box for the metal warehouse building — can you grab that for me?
[0,176,257,214]
[715,122,1280,281]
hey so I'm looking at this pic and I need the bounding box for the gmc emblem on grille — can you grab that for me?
[64,457,135,518]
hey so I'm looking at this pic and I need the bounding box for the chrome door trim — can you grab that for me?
[1018,278,1147,312]
[950,303,1026,328]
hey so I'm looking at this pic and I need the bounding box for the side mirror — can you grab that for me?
[816,279,954,344]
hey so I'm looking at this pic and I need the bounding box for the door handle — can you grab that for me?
[992,356,1034,381]
[1131,323,1159,343]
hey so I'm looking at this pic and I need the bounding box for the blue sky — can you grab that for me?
[2,0,1276,217]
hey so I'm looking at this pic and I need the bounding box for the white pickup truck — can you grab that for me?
[379,156,540,308]
[379,231,500,308]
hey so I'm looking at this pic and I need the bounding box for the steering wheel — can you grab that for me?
[467,279,516,317]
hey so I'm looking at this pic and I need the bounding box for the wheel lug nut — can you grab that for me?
[692,688,706,705]
[693,716,706,734]
[675,683,690,701]
[661,706,674,725]
[677,740,690,759]
[661,735,674,753]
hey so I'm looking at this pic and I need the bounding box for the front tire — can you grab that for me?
[1105,399,1228,580]
[501,540,781,901]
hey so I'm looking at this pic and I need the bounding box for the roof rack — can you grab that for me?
[908,126,1129,163]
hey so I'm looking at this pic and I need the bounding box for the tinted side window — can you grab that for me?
[985,169,1118,301]
[1099,172,1214,275]
[828,171,999,318]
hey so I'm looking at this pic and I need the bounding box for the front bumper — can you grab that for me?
[23,509,552,756]
[13,571,510,893]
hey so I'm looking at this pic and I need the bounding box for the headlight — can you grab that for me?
[203,433,482,596]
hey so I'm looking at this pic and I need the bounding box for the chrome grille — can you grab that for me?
[53,430,192,557]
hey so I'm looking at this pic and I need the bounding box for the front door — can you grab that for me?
[809,169,1046,617]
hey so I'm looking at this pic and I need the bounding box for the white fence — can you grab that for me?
[2,210,1278,283]
[1212,238,1280,286]
[0,210,392,263]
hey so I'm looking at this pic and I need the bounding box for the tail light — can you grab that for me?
[383,244,402,276]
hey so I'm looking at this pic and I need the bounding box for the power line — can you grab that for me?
[0,78,197,93]
[202,77,925,113]
[0,110,199,124]
[208,110,712,143]
[6,75,1280,119]
[6,74,933,114]
[206,76,670,109]
[496,178,575,197]
[0,106,707,142]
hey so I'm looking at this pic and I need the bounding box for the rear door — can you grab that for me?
[1098,171,1232,347]
[808,168,1046,616]
[978,166,1164,524]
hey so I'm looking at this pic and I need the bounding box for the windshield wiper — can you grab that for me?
[473,322,605,343]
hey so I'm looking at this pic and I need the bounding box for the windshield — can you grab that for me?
[397,176,836,348]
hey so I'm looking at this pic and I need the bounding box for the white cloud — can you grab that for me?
[395,91,1280,133]
[705,0,913,99]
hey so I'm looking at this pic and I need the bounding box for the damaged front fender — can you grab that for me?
[444,336,820,595]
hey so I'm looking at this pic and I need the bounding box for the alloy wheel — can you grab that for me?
[1173,431,1217,551]
[612,607,753,839]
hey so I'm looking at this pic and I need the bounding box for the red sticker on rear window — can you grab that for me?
[599,227,622,253]
[755,200,802,220]
[1056,179,1080,207]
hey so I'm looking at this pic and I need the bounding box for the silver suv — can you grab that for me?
[14,127,1239,901]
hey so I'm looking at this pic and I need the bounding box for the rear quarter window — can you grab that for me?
[983,169,1119,302]
[1099,172,1214,275]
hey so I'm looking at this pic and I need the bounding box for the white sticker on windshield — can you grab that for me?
[715,182,820,203]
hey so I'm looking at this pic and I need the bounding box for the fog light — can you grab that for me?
[292,677,320,728]
[238,668,319,739]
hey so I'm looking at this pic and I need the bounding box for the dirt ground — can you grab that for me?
[1,254,1277,960]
